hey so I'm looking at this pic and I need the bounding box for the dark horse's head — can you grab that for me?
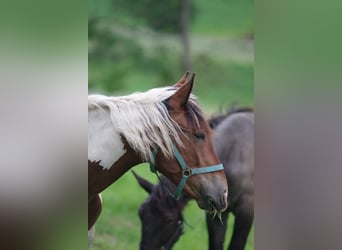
[133,171,191,250]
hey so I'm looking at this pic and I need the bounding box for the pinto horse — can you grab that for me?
[134,107,254,250]
[88,73,228,247]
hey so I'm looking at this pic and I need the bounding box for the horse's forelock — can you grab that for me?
[185,100,204,128]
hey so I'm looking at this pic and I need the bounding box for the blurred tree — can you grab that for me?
[113,0,196,71]
[113,0,196,33]
[88,0,200,92]
[180,0,192,71]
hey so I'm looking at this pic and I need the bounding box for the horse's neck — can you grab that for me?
[88,149,141,196]
[88,108,143,195]
[88,108,128,169]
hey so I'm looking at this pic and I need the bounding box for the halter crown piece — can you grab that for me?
[149,143,224,200]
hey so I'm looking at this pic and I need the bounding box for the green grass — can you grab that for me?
[92,165,254,250]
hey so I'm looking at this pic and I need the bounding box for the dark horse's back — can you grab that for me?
[207,109,254,250]
[213,111,254,207]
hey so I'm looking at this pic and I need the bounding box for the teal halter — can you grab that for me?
[149,144,224,200]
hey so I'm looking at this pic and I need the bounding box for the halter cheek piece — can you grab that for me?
[149,143,224,200]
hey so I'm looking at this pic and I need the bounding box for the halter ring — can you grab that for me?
[182,168,192,177]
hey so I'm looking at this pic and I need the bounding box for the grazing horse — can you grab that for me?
[133,172,192,250]
[88,73,228,248]
[134,107,254,250]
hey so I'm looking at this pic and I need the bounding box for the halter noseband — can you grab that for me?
[149,143,224,200]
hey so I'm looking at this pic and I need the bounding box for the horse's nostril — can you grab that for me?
[223,189,228,199]
[206,194,227,211]
[206,197,217,208]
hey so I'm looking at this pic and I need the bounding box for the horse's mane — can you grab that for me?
[88,87,202,162]
[208,104,253,129]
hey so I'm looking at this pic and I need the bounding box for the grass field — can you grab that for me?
[92,165,254,250]
[89,0,253,249]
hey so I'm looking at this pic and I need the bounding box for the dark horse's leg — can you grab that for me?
[88,194,102,230]
[228,200,253,250]
[206,209,229,250]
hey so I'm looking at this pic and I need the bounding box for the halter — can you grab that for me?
[149,143,224,200]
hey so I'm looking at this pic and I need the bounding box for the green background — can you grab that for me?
[89,0,254,249]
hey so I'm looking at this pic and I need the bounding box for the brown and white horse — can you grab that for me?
[88,73,228,247]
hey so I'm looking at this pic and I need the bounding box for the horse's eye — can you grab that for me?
[193,132,205,140]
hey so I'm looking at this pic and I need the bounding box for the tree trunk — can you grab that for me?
[180,0,192,71]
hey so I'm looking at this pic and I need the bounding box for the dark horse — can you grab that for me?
[134,107,254,250]
[88,73,228,248]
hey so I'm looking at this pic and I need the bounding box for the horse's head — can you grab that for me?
[133,172,189,250]
[152,73,228,213]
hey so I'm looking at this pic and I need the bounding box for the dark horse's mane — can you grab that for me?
[208,104,253,129]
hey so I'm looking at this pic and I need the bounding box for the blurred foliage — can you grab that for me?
[192,0,253,37]
[88,19,183,93]
[88,0,254,106]
[89,0,196,33]
[88,0,198,92]
[111,0,197,33]
[88,19,144,92]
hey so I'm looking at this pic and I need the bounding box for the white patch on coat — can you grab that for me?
[88,107,125,169]
[88,225,95,250]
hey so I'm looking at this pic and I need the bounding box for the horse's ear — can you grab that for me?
[132,171,154,194]
[168,73,195,110]
[173,71,189,88]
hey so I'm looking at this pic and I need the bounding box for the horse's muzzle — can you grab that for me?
[208,189,228,212]
[198,187,228,212]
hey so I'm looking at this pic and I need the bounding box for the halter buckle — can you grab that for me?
[182,168,192,177]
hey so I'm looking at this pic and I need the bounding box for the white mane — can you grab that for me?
[88,87,198,162]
